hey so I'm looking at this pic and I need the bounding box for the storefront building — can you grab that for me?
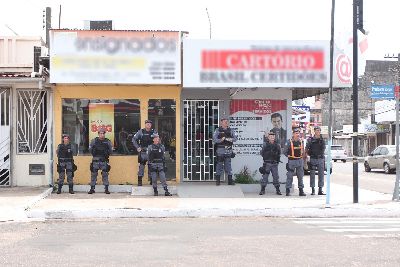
[182,39,333,182]
[50,30,182,185]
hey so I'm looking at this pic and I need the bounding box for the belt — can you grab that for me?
[310,156,324,159]
[92,157,107,162]
[58,158,72,162]
[150,160,163,163]
[288,157,302,160]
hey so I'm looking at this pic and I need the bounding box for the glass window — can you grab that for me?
[62,99,140,155]
[373,147,382,155]
[380,147,388,155]
[148,99,176,179]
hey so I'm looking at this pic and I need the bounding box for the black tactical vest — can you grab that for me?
[309,137,324,157]
[140,129,155,148]
[93,138,110,158]
[57,144,73,159]
[149,144,164,162]
[218,127,233,147]
[262,142,280,161]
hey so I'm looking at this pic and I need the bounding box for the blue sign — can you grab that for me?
[371,84,395,99]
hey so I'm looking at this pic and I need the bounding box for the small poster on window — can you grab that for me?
[89,103,115,146]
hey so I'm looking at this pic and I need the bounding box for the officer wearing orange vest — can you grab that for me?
[283,128,306,196]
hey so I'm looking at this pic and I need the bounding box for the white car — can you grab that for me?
[330,145,347,163]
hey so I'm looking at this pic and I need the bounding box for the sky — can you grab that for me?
[1,0,399,74]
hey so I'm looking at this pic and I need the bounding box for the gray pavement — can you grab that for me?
[1,217,400,267]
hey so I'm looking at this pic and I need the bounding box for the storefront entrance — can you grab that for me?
[0,88,11,186]
[183,100,220,181]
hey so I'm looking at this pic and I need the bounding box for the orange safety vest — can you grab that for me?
[288,139,303,159]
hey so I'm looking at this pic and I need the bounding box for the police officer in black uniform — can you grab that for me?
[132,120,158,186]
[56,134,76,194]
[88,129,113,194]
[147,133,172,196]
[213,117,237,186]
[259,131,282,195]
[305,126,326,195]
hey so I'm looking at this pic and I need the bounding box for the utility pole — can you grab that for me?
[384,53,400,201]
[352,0,366,203]
[326,0,335,206]
[206,8,212,39]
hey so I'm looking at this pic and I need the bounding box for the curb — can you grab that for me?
[23,187,53,211]
[26,206,400,220]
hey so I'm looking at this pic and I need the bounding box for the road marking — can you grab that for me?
[293,218,400,238]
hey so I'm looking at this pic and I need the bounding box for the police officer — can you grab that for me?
[56,134,76,194]
[306,126,326,195]
[213,117,237,186]
[259,131,282,195]
[147,133,172,196]
[283,128,306,196]
[88,129,113,194]
[132,120,158,186]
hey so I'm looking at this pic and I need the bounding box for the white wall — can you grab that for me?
[230,87,292,182]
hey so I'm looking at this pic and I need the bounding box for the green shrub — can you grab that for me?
[234,166,258,184]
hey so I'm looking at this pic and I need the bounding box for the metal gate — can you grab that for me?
[0,88,11,186]
[183,100,220,181]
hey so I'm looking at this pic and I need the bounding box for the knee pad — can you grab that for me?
[259,166,266,175]
[90,163,94,172]
[217,156,225,162]
[106,163,111,172]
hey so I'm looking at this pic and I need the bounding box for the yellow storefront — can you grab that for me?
[50,29,182,186]
[54,85,181,185]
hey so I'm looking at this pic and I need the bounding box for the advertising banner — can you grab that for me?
[292,105,311,137]
[183,39,330,88]
[89,103,115,146]
[50,30,181,84]
[229,99,287,179]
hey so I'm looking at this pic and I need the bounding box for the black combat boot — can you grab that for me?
[153,187,158,196]
[69,184,74,194]
[286,188,290,196]
[275,186,282,195]
[164,187,172,196]
[138,176,143,186]
[227,175,235,185]
[57,184,62,194]
[311,187,315,195]
[318,187,326,195]
[88,186,95,194]
[299,188,306,196]
[104,185,110,194]
[215,175,221,186]
[259,185,266,195]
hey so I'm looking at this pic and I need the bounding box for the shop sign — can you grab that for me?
[50,30,181,84]
[376,124,390,133]
[370,84,395,99]
[183,40,330,88]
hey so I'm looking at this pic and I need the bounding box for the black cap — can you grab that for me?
[314,126,321,131]
[220,117,229,121]
[293,128,300,133]
[268,131,275,136]
[145,120,152,124]
[62,134,70,138]
[98,129,106,134]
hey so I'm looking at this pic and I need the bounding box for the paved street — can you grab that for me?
[1,217,400,266]
[310,161,397,194]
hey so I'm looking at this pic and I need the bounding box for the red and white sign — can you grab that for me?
[183,40,330,88]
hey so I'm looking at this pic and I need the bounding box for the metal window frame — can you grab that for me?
[183,100,220,181]
[16,89,48,154]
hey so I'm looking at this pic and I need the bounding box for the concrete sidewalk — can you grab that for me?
[22,183,400,220]
[1,183,399,222]
[0,186,51,222]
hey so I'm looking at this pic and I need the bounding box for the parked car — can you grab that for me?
[364,145,397,174]
[330,145,347,162]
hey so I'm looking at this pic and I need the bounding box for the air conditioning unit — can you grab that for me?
[84,20,113,30]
